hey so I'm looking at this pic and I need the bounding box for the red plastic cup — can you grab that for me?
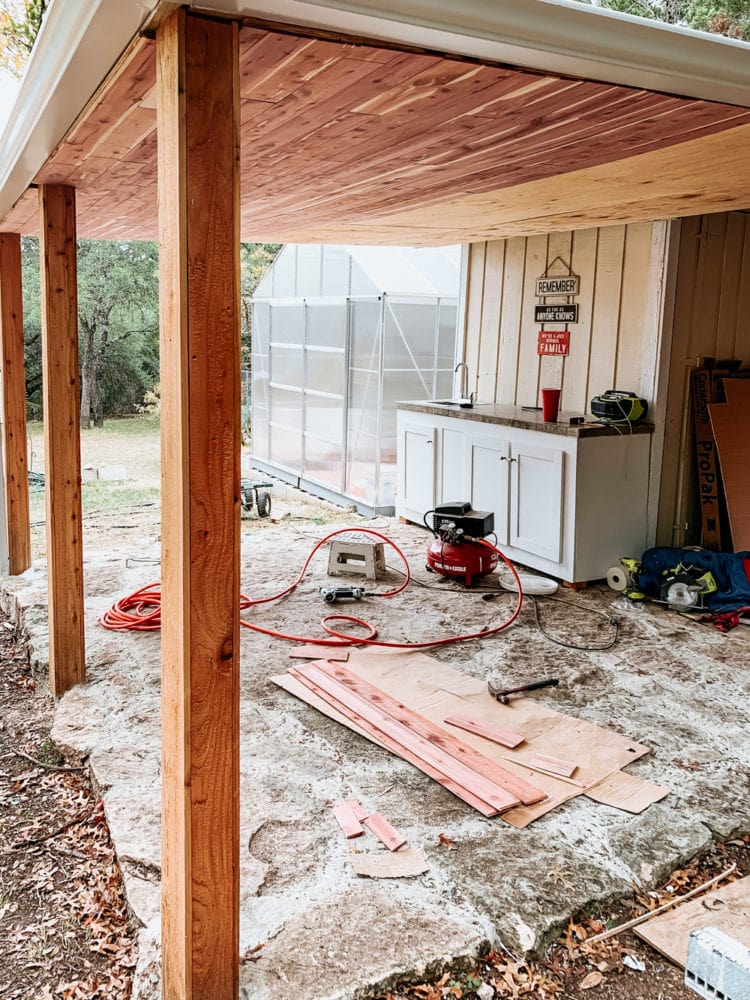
[541,388,561,422]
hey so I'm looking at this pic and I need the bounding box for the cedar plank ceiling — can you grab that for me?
[4,24,750,244]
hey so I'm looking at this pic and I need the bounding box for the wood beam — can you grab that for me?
[38,185,85,696]
[157,10,240,999]
[0,232,31,574]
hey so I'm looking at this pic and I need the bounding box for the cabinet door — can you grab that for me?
[510,444,563,561]
[399,422,437,519]
[469,435,510,544]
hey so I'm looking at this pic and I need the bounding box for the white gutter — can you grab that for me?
[194,0,750,107]
[0,0,159,228]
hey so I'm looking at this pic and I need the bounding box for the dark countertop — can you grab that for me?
[397,401,654,438]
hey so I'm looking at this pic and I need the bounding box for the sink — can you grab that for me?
[426,398,474,408]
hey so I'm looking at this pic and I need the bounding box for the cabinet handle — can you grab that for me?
[426,439,433,444]
[499,456,507,461]
[509,457,517,463]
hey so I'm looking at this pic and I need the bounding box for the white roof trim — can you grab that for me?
[195,0,750,105]
[0,0,159,229]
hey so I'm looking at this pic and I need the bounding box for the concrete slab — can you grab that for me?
[2,519,749,999]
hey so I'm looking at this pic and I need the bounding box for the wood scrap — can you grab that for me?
[587,863,737,943]
[345,799,369,822]
[349,846,428,879]
[289,644,349,661]
[333,802,365,838]
[585,771,669,814]
[529,753,576,777]
[289,662,518,815]
[502,755,585,788]
[708,392,750,551]
[363,812,407,852]
[634,873,750,966]
[310,661,545,806]
[286,665,502,817]
[443,713,524,749]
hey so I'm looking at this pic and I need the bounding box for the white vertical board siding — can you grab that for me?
[657,212,750,546]
[463,221,667,414]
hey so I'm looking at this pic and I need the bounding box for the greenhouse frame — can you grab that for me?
[250,243,460,514]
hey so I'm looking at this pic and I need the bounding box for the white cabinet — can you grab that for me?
[397,422,437,524]
[397,407,651,584]
[510,443,563,562]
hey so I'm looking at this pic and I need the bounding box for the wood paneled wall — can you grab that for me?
[657,212,750,546]
[462,212,750,547]
[462,221,669,413]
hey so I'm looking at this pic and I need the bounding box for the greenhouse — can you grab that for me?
[250,243,460,513]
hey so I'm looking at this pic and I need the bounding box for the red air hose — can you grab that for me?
[100,528,523,647]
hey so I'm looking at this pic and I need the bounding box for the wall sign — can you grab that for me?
[537,330,570,356]
[535,304,579,323]
[535,275,579,297]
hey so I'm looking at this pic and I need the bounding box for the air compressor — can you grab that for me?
[424,502,498,587]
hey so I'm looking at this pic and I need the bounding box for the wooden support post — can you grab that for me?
[39,186,85,695]
[0,232,31,574]
[157,10,240,999]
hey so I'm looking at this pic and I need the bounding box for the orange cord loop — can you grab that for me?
[101,528,523,647]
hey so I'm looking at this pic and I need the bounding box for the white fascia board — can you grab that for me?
[0,0,159,230]
[194,0,750,107]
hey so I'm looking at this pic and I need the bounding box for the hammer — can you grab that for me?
[488,677,559,704]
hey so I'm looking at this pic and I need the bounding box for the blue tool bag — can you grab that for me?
[638,546,750,611]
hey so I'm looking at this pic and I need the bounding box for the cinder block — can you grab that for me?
[685,925,750,1000]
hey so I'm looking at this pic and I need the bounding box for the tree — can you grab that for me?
[76,240,159,428]
[21,238,160,427]
[583,0,750,39]
[240,242,281,367]
[0,0,46,76]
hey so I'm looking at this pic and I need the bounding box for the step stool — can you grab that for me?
[327,537,386,581]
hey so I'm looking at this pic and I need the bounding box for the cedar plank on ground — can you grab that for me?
[363,813,407,852]
[292,662,522,813]
[345,799,369,822]
[316,662,545,806]
[286,665,503,816]
[333,802,365,838]
[444,713,524,749]
[529,753,577,777]
[289,644,349,660]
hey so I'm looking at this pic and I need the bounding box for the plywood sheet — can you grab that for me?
[273,649,658,827]
[709,398,750,551]
[349,846,429,879]
[585,770,669,813]
[634,875,750,967]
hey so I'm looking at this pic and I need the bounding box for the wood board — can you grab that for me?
[273,649,660,827]
[634,875,750,967]
[708,396,750,551]
[4,26,750,244]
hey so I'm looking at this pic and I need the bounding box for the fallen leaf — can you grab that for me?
[438,833,458,850]
[702,898,726,910]
[580,970,603,990]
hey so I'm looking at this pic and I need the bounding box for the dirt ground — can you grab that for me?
[3,417,750,999]
[0,612,136,999]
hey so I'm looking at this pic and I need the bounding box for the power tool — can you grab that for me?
[590,390,648,423]
[319,585,365,604]
[607,556,717,610]
[424,502,498,587]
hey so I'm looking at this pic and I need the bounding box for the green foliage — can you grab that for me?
[21,237,159,425]
[0,0,46,76]
[582,0,750,38]
[240,242,281,366]
[76,239,159,426]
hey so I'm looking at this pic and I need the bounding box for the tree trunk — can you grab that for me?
[79,319,95,430]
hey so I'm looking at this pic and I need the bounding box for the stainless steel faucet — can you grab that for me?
[454,362,474,403]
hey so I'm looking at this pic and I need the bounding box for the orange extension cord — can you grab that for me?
[100,527,523,648]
